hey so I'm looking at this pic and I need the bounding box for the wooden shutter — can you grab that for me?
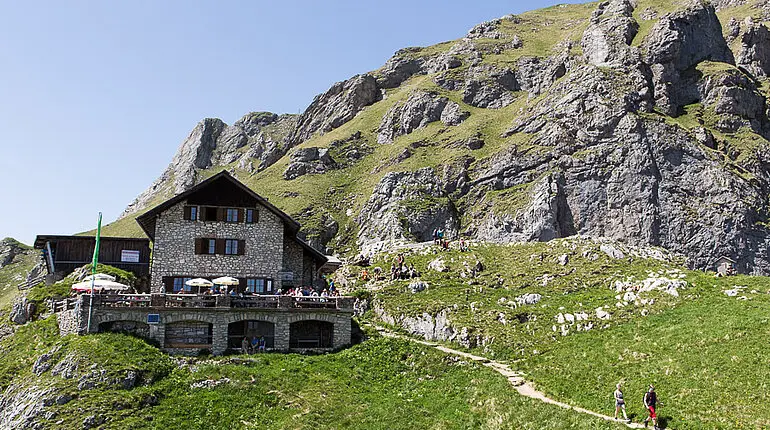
[215,239,226,255]
[237,208,245,223]
[194,238,203,254]
[162,276,174,293]
[238,240,246,255]
[199,207,208,221]
[254,209,259,223]
[217,208,225,222]
[183,206,192,220]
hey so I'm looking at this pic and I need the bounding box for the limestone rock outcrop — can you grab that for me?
[283,147,338,180]
[377,91,469,144]
[290,74,380,144]
[356,168,459,251]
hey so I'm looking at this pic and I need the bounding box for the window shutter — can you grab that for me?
[238,240,246,255]
[183,206,192,220]
[199,207,207,222]
[162,276,173,293]
[237,208,245,223]
[217,208,225,222]
[215,239,225,255]
[254,209,259,223]
[194,238,203,254]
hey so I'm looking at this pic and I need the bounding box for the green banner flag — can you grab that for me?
[91,212,102,275]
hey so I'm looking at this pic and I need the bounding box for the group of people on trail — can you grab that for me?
[431,228,471,252]
[240,336,266,354]
[390,253,419,280]
[613,384,662,429]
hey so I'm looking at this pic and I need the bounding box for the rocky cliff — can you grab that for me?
[113,0,770,274]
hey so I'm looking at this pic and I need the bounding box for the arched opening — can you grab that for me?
[290,320,333,348]
[164,320,213,348]
[227,320,275,351]
[99,320,150,339]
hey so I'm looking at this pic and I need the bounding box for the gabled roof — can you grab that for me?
[714,256,736,264]
[135,171,300,240]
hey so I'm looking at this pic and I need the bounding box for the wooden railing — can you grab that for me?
[164,294,217,308]
[17,274,47,291]
[50,297,78,313]
[51,294,354,312]
[231,295,280,308]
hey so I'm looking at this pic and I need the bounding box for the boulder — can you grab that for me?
[408,280,428,293]
[283,147,338,180]
[427,258,448,273]
[9,297,30,325]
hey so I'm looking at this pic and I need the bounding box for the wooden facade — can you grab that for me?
[34,235,151,277]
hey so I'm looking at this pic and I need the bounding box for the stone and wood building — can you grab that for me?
[53,171,352,355]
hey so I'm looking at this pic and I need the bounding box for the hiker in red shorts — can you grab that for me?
[643,385,662,429]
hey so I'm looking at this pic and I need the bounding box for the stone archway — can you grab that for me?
[227,320,275,351]
[289,320,333,348]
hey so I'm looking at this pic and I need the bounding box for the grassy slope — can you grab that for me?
[0,239,38,309]
[359,240,770,429]
[1,318,623,430]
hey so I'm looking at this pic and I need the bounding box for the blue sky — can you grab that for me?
[0,0,585,245]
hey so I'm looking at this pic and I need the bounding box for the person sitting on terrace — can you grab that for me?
[229,288,237,297]
[258,337,266,352]
[241,336,250,354]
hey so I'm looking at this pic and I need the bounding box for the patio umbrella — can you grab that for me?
[185,278,214,288]
[83,273,116,282]
[212,276,240,286]
[72,279,130,293]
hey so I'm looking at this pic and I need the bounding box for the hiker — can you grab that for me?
[432,228,439,245]
[361,269,369,281]
[613,383,629,423]
[437,229,444,243]
[459,239,469,252]
[643,385,661,429]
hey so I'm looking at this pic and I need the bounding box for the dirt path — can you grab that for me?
[373,325,647,429]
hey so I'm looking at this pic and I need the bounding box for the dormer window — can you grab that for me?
[226,208,239,223]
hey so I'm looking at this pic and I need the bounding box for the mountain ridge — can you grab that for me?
[96,0,770,274]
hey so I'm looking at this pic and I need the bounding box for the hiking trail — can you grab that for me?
[372,325,648,429]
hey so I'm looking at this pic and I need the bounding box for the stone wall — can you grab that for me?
[282,238,304,287]
[56,296,88,335]
[81,306,353,355]
[150,200,285,293]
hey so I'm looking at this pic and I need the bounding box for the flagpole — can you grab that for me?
[86,212,102,333]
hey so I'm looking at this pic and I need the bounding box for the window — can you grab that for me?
[173,277,192,293]
[203,206,218,221]
[184,206,198,221]
[225,239,239,255]
[246,209,258,223]
[246,278,273,294]
[226,208,239,222]
[207,239,216,255]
